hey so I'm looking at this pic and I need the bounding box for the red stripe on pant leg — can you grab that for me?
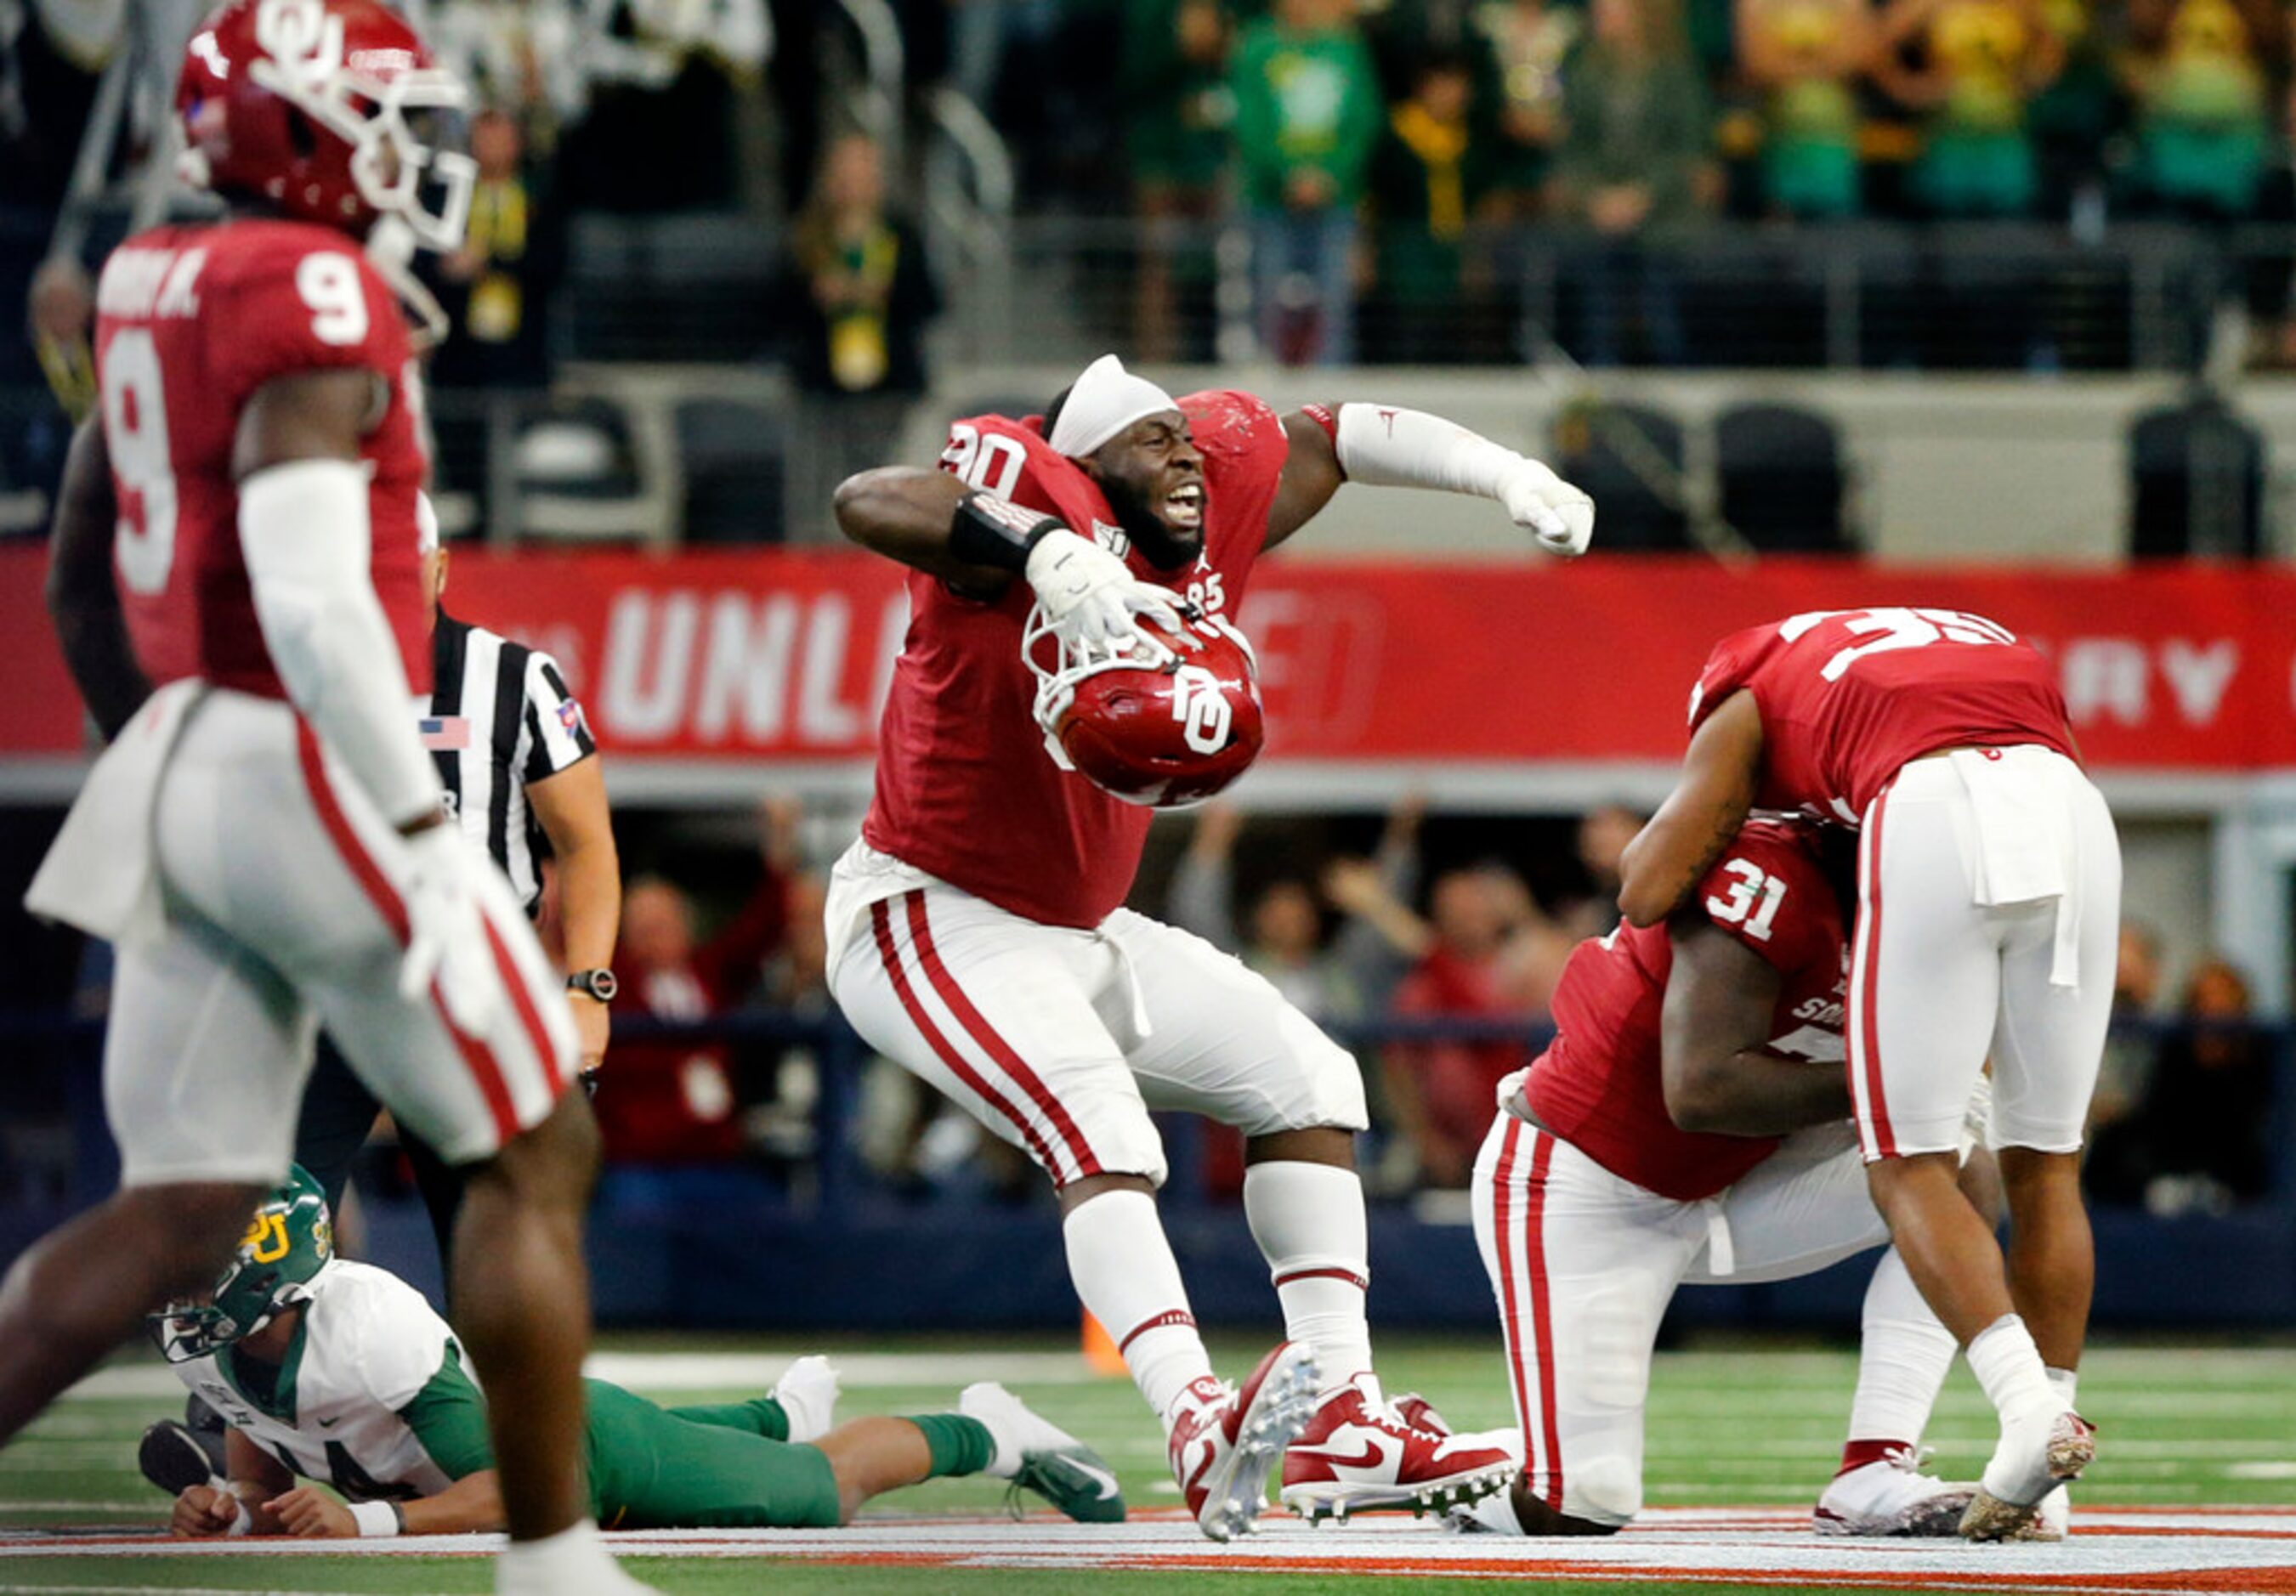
[296,722,520,1146]
[1490,1118,1540,1483]
[871,899,1065,1179]
[296,723,409,942]
[1522,1129,1565,1511]
[1857,791,1897,1159]
[1117,1308,1199,1355]
[904,891,1104,1180]
[1273,1266,1369,1290]
[480,903,565,1095]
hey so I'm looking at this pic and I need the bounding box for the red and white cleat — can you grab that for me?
[1280,1377,1516,1523]
[1168,1342,1322,1542]
[1812,1446,1976,1537]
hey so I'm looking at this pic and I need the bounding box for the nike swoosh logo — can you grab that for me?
[1064,1457,1121,1500]
[317,1417,340,1429]
[1296,1440,1385,1470]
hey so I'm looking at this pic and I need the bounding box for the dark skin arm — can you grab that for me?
[45,418,151,741]
[1261,409,1346,552]
[1661,918,1853,1136]
[1619,689,1764,927]
[832,467,1008,598]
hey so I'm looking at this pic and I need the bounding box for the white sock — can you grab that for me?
[1243,1162,1375,1395]
[2046,1367,2078,1409]
[1966,1314,2060,1426]
[495,1519,625,1593]
[1845,1248,1959,1447]
[1062,1189,1214,1429]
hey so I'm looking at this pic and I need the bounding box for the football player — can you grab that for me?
[1618,608,2119,1539]
[1460,815,2030,1540]
[828,354,1595,1539]
[148,1171,1121,1539]
[10,3,630,1590]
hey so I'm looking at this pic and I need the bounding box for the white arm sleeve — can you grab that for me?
[1333,404,1527,498]
[238,459,443,828]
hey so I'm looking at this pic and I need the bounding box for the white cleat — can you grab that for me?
[1962,1411,2095,1542]
[958,1381,1125,1523]
[772,1355,842,1444]
[1813,1448,1976,1537]
[1167,1342,1322,1542]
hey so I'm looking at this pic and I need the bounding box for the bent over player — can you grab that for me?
[829,354,1594,1539]
[7,3,637,1590]
[1618,608,2119,1539]
[1464,816,2010,1539]
[152,1172,1120,1539]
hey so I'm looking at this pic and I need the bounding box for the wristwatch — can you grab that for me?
[565,969,618,1004]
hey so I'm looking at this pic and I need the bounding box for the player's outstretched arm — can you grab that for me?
[834,464,1182,654]
[834,467,1008,594]
[1619,690,1764,927]
[233,368,444,834]
[45,416,151,741]
[1661,920,1852,1136]
[264,1469,505,1537]
[1263,403,1595,555]
[171,1429,294,1537]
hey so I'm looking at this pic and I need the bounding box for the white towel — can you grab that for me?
[1948,746,2081,989]
[24,681,205,947]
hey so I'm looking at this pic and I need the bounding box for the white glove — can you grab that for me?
[1023,528,1185,655]
[1500,459,1596,557]
[398,822,497,1034]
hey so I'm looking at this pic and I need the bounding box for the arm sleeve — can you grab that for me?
[395,1342,497,1482]
[520,650,597,784]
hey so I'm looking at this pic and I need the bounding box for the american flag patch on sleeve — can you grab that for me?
[420,716,473,750]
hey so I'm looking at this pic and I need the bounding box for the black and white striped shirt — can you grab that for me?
[422,614,597,915]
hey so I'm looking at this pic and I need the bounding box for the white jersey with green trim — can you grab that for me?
[172,1259,489,1501]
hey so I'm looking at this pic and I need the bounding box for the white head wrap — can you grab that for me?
[1046,354,1180,460]
[416,490,441,555]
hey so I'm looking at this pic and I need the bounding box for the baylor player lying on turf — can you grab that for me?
[147,1170,1122,1537]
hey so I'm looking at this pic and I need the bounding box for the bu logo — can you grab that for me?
[1170,665,1231,754]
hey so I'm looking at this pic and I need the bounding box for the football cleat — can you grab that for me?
[1389,1391,1452,1436]
[771,1355,842,1445]
[959,1382,1125,1524]
[1813,1446,1976,1537]
[1961,1412,2095,1542]
[139,1418,225,1497]
[1168,1342,1322,1542]
[1280,1376,1516,1523]
[2010,1484,2071,1542]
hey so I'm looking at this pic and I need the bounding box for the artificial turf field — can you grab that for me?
[3,1335,2291,1595]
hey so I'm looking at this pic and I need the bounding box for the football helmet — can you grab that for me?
[175,0,475,253]
[1025,602,1265,808]
[149,1165,336,1364]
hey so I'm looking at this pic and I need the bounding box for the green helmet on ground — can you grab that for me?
[149,1164,336,1364]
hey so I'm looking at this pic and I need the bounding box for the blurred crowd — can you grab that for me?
[481,794,2281,1214]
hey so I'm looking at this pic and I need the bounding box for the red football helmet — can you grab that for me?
[1026,603,1266,808]
[176,0,474,252]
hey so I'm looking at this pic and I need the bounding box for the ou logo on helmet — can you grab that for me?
[1170,665,1233,754]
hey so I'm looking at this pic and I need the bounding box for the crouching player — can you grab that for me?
[1462,817,2027,1538]
[151,1171,1123,1537]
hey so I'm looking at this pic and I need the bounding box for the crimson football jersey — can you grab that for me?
[93,218,431,700]
[1519,818,1846,1202]
[863,390,1289,927]
[1690,607,2076,826]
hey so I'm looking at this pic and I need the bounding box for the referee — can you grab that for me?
[293,495,621,1259]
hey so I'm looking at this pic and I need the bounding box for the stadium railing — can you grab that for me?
[1,1007,2291,1331]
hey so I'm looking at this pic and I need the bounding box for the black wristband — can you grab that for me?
[950,490,1066,574]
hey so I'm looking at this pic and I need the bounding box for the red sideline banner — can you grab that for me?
[4,546,2294,771]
